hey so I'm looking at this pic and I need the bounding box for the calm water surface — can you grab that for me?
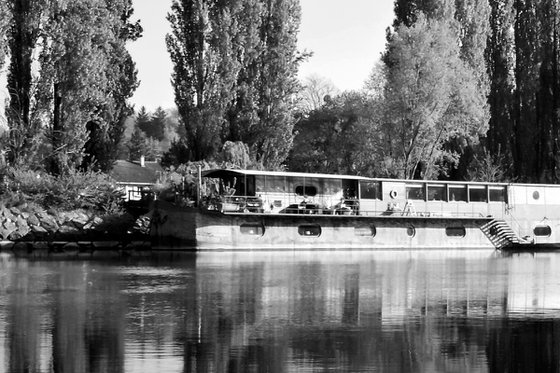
[1,249,560,373]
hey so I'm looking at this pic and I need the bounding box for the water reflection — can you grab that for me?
[1,250,560,372]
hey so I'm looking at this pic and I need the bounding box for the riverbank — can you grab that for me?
[0,204,152,257]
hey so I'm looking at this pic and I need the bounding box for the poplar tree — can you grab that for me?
[250,0,304,168]
[5,0,48,164]
[486,0,515,171]
[485,0,560,181]
[83,0,142,172]
[0,1,8,71]
[166,0,242,161]
[35,0,140,174]
[167,0,305,168]
[535,0,560,181]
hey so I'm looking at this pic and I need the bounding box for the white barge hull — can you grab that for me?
[150,205,495,251]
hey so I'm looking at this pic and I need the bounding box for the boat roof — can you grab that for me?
[202,169,369,181]
[202,168,560,188]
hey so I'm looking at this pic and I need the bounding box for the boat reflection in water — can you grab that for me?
[1,250,560,372]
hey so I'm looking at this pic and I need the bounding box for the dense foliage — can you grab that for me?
[166,0,305,169]
[0,167,123,213]
[3,0,141,173]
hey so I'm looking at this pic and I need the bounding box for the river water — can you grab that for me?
[0,249,559,373]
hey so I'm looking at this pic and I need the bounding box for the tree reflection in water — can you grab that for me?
[0,250,559,372]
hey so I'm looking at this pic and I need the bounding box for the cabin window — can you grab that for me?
[255,177,265,193]
[298,224,321,237]
[449,185,467,202]
[295,185,318,196]
[240,223,265,236]
[265,176,286,193]
[323,179,342,195]
[406,184,425,200]
[489,187,506,202]
[360,181,382,200]
[428,184,447,201]
[446,226,466,237]
[355,225,376,237]
[534,225,551,237]
[469,186,487,202]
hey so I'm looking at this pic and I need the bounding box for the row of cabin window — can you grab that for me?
[406,184,506,202]
[360,181,506,202]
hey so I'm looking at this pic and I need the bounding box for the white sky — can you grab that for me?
[128,0,395,112]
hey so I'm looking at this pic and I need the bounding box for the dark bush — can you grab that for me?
[0,167,124,213]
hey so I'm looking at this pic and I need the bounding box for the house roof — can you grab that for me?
[110,160,163,184]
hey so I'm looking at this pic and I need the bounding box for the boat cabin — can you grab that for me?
[200,169,515,217]
[202,169,366,214]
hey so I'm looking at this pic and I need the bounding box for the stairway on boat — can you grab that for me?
[480,219,532,249]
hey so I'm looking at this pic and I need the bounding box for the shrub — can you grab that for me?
[0,167,124,214]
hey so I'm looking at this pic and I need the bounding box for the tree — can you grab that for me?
[137,106,166,141]
[161,138,190,168]
[382,15,487,179]
[128,127,148,162]
[35,0,140,174]
[485,0,516,182]
[218,141,252,169]
[534,0,560,181]
[244,0,305,169]
[0,1,9,71]
[135,106,151,136]
[484,0,560,182]
[5,0,48,165]
[298,74,339,113]
[80,0,142,172]
[166,0,242,161]
[392,0,452,28]
[167,0,306,168]
[288,91,382,176]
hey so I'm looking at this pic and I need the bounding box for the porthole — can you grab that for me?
[298,224,321,237]
[407,225,416,237]
[446,226,466,237]
[533,191,540,200]
[240,223,265,236]
[534,225,551,237]
[355,225,376,237]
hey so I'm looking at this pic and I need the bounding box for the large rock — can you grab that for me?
[0,206,15,223]
[58,224,80,235]
[26,213,40,227]
[72,211,90,228]
[9,206,22,216]
[38,212,59,232]
[0,220,17,240]
[15,216,30,238]
[84,216,104,230]
[31,225,48,234]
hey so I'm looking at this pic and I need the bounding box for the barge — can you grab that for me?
[150,169,560,250]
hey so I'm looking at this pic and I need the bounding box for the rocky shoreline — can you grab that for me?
[0,204,152,257]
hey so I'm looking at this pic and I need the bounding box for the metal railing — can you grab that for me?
[204,196,491,219]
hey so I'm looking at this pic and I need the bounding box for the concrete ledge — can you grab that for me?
[0,239,152,258]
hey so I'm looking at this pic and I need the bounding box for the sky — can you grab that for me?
[128,0,395,112]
